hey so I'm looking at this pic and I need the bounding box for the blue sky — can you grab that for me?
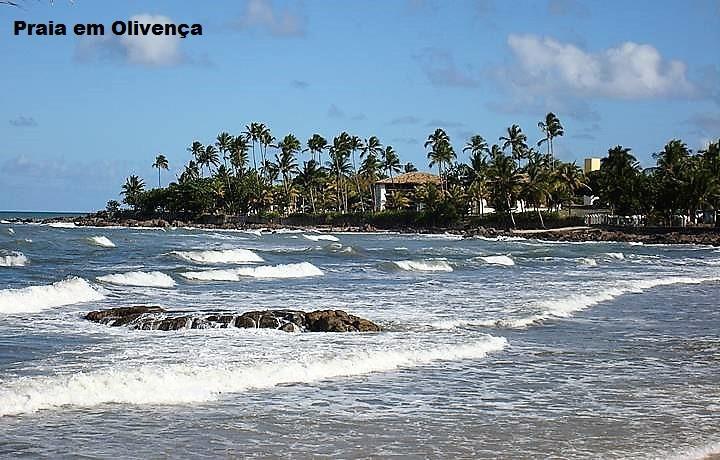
[1,0,719,211]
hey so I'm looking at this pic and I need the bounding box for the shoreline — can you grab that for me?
[5,214,720,246]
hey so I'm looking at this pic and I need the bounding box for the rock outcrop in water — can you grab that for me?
[84,306,381,333]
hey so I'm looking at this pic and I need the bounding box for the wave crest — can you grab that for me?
[97,271,176,288]
[0,277,105,314]
[171,248,264,264]
[0,336,506,416]
[388,260,454,272]
[180,262,324,280]
[87,236,116,248]
[479,255,515,266]
[0,251,28,267]
[303,234,340,242]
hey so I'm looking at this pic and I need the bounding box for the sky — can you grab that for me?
[1,0,719,212]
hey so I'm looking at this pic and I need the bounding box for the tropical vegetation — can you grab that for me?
[111,114,720,228]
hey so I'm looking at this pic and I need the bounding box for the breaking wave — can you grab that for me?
[388,260,454,272]
[47,222,76,228]
[303,234,340,242]
[0,251,27,267]
[97,271,176,288]
[180,262,324,280]
[604,252,625,260]
[87,236,116,248]
[171,248,264,264]
[0,277,105,314]
[0,336,507,416]
[488,275,720,329]
[479,255,515,266]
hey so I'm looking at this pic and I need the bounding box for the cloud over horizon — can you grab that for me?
[9,116,38,128]
[504,34,695,100]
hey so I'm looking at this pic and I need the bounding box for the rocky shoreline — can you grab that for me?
[8,214,720,246]
[85,306,382,333]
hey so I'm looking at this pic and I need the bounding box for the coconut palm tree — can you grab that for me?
[328,134,352,211]
[537,113,564,167]
[425,129,456,191]
[488,151,524,228]
[296,159,324,213]
[229,135,249,176]
[349,135,366,211]
[404,162,418,173]
[244,122,263,173]
[500,124,528,168]
[198,145,220,177]
[305,134,328,165]
[381,146,402,183]
[188,141,204,164]
[152,154,169,188]
[463,135,489,160]
[215,132,233,170]
[274,134,301,197]
[121,175,145,211]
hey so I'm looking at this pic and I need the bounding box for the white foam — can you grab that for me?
[0,336,507,416]
[87,236,116,248]
[97,271,176,288]
[479,255,515,266]
[180,262,324,280]
[0,277,105,314]
[171,248,264,264]
[6,228,15,235]
[578,257,598,266]
[47,222,76,228]
[494,275,720,329]
[0,251,27,267]
[391,260,454,272]
[303,234,340,242]
[604,252,625,260]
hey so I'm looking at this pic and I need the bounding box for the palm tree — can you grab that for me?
[188,141,204,164]
[305,134,329,165]
[152,154,169,188]
[259,125,274,180]
[229,135,249,175]
[488,151,525,228]
[274,134,301,197]
[328,133,352,212]
[554,161,588,216]
[381,146,402,183]
[463,135,489,160]
[425,128,456,191]
[296,159,323,213]
[500,124,528,168]
[537,113,564,167]
[215,132,233,170]
[121,175,145,211]
[404,162,418,173]
[361,136,383,207]
[349,135,366,211]
[244,122,262,173]
[198,145,220,177]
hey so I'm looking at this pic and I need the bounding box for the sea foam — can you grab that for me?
[389,260,454,272]
[491,275,720,329]
[303,234,340,242]
[479,255,515,266]
[0,277,105,314]
[97,271,176,288]
[0,251,28,267]
[47,222,76,228]
[171,248,264,264]
[87,236,116,248]
[180,262,324,280]
[0,336,507,416]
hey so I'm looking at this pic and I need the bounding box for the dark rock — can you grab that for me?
[235,315,256,328]
[85,307,380,333]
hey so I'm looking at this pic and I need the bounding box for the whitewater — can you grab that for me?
[0,222,718,459]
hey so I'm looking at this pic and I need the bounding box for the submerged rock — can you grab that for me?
[84,307,380,333]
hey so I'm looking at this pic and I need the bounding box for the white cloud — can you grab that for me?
[75,14,186,67]
[505,34,694,99]
[236,0,305,37]
[121,14,183,66]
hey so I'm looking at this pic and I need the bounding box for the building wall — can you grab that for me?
[584,157,601,174]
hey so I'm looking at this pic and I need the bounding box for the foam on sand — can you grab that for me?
[0,251,28,267]
[87,236,116,248]
[180,262,324,280]
[0,336,507,416]
[303,234,340,242]
[0,277,105,314]
[389,260,454,272]
[97,271,176,288]
[171,248,264,264]
[489,275,720,329]
[479,255,515,266]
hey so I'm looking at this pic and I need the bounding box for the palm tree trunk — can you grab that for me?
[507,196,516,228]
[536,206,545,229]
[157,167,161,188]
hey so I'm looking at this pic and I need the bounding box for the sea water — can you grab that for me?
[0,222,718,458]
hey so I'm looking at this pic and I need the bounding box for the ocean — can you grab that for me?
[0,222,718,458]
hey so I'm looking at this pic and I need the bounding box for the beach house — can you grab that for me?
[374,172,442,211]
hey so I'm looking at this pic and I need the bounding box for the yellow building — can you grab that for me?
[584,158,601,174]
